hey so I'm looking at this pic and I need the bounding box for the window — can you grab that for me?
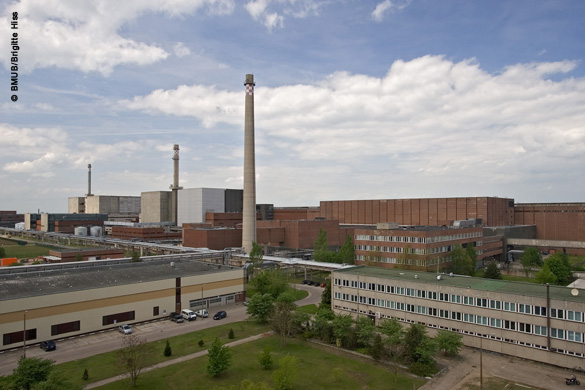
[153,306,159,316]
[534,325,547,336]
[567,311,582,322]
[489,300,501,310]
[533,306,547,316]
[51,321,80,336]
[3,329,37,346]
[518,323,532,333]
[489,318,502,328]
[504,302,516,312]
[551,328,565,339]
[476,298,488,308]
[102,311,135,326]
[568,331,582,342]
[451,294,461,304]
[518,304,531,314]
[504,320,516,330]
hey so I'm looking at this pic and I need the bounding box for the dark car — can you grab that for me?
[40,340,56,351]
[213,310,227,320]
[170,312,184,323]
[301,280,309,285]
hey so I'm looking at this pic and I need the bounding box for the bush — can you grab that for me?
[82,368,89,381]
[228,328,235,339]
[198,340,204,347]
[258,347,273,370]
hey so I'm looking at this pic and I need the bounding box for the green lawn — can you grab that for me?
[2,244,52,259]
[55,321,270,387]
[91,336,425,390]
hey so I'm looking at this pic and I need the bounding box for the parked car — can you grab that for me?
[118,324,132,334]
[320,282,326,287]
[195,309,209,318]
[40,340,56,351]
[170,312,185,323]
[301,280,309,285]
[213,310,227,320]
[181,309,197,321]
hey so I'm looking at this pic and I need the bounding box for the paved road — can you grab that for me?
[0,284,321,377]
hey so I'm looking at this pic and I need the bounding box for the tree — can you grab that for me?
[33,370,82,390]
[82,369,89,381]
[521,247,542,277]
[272,354,298,390]
[355,316,376,348]
[313,228,329,262]
[270,297,298,346]
[483,261,502,279]
[534,263,558,284]
[115,334,154,388]
[229,328,235,339]
[449,244,474,276]
[544,253,572,285]
[370,333,385,360]
[207,337,232,377]
[163,340,172,357]
[320,279,331,307]
[12,357,54,390]
[337,234,355,264]
[332,314,353,347]
[75,253,83,262]
[313,307,335,343]
[258,346,273,370]
[465,245,478,272]
[435,329,463,356]
[247,241,264,279]
[380,318,403,381]
[131,251,141,262]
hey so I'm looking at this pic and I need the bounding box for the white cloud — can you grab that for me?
[119,55,585,204]
[244,0,323,30]
[372,0,411,22]
[0,0,235,75]
[173,42,192,57]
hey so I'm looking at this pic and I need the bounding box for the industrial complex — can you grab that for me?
[2,74,585,373]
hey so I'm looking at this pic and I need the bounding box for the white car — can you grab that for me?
[118,324,132,334]
[195,309,209,318]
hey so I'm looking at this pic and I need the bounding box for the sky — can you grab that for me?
[1,0,585,214]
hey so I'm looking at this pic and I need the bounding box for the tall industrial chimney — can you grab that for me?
[86,164,93,196]
[169,144,183,224]
[242,74,256,253]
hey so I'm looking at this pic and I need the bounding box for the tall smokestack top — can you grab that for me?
[86,163,93,197]
[242,74,257,253]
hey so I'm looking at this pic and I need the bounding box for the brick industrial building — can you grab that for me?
[354,221,503,270]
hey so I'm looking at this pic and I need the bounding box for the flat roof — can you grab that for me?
[334,266,585,303]
[0,259,240,301]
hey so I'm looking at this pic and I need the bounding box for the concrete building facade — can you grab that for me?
[332,266,585,369]
[177,188,226,226]
[0,258,245,351]
[68,196,141,215]
[140,191,172,223]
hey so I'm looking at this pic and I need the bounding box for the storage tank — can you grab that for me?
[74,226,88,236]
[14,222,25,230]
[90,226,102,237]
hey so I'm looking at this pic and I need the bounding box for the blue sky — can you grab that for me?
[1,0,585,213]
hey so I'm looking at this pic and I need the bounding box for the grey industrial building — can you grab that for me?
[332,266,585,368]
[0,257,245,351]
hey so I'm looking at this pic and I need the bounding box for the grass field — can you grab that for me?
[1,244,52,259]
[91,336,425,390]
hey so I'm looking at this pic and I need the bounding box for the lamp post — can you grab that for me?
[23,310,28,358]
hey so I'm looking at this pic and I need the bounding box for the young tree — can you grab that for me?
[12,357,54,390]
[313,228,329,262]
[449,244,473,276]
[270,297,298,346]
[258,346,273,370]
[337,234,355,264]
[313,307,335,343]
[465,245,478,273]
[380,318,403,381]
[370,333,385,360]
[247,241,264,279]
[247,293,275,323]
[207,337,232,377]
[520,247,542,277]
[355,316,376,348]
[483,261,502,279]
[163,340,172,357]
[332,314,353,347]
[544,253,572,285]
[272,354,298,390]
[534,263,558,284]
[320,279,331,307]
[435,329,463,356]
[115,334,154,388]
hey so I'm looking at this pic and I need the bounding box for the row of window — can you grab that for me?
[333,278,583,321]
[334,293,584,344]
[354,231,482,244]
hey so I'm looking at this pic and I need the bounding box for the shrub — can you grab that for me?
[164,340,172,357]
[198,339,204,347]
[228,328,235,339]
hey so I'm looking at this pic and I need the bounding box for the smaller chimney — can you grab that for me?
[86,164,93,196]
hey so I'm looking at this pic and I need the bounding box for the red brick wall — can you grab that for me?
[514,204,585,242]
